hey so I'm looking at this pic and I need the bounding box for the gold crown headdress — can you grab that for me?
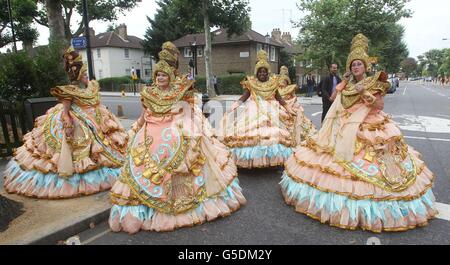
[63,47,87,82]
[162,41,180,56]
[346,33,371,72]
[153,42,178,82]
[254,50,271,75]
[279,65,291,84]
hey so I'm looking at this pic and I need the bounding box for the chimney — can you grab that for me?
[116,24,128,40]
[89,27,95,39]
[271,28,282,42]
[282,32,292,45]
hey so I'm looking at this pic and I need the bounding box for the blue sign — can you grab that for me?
[72,37,87,49]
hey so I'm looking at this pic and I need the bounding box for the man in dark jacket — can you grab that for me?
[320,63,341,123]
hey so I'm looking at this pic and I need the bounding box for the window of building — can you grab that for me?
[257,43,262,52]
[98,69,103,79]
[124,48,129,58]
[125,69,131,76]
[97,49,101,58]
[184,47,192,58]
[184,47,203,57]
[144,69,151,76]
[270,46,276,61]
[264,45,270,54]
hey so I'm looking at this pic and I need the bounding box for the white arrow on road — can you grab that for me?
[393,115,450,134]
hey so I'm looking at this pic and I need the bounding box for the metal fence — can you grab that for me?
[0,100,27,157]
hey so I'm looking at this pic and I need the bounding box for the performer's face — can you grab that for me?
[257,68,269,82]
[156,71,170,89]
[351,60,365,79]
[80,72,89,86]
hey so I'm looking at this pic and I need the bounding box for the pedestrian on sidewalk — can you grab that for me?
[306,73,315,97]
[320,63,342,123]
[213,75,219,95]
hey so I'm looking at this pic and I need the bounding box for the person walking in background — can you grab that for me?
[213,75,219,95]
[320,63,341,123]
[306,73,315,97]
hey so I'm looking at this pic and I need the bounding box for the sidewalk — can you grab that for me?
[101,91,323,106]
[0,118,135,245]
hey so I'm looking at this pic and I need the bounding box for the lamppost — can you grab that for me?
[189,39,198,78]
[6,0,17,53]
[82,0,94,80]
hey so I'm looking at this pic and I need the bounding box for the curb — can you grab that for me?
[0,189,113,245]
[32,208,110,245]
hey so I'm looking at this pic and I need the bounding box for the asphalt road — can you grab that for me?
[77,81,450,245]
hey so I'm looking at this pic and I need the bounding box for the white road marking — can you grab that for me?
[81,228,111,245]
[403,86,408,95]
[404,135,450,142]
[393,115,450,134]
[436,203,450,222]
[312,111,322,117]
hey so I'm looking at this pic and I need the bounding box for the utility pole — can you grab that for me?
[82,0,95,79]
[6,0,17,53]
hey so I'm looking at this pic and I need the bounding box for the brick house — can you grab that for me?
[269,28,327,87]
[172,28,284,76]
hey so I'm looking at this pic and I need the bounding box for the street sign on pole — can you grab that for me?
[82,0,95,80]
[72,37,87,49]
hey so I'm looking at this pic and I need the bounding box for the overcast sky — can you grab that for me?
[10,0,450,59]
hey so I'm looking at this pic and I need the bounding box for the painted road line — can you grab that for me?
[436,203,450,222]
[312,111,322,117]
[404,135,450,142]
[82,228,111,245]
[403,86,408,95]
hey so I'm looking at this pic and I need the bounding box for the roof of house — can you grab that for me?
[172,28,285,48]
[85,31,144,49]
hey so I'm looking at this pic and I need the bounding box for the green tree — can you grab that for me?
[143,0,251,97]
[0,0,39,49]
[36,0,140,43]
[142,0,204,59]
[0,43,66,102]
[439,49,450,77]
[279,49,296,83]
[400,57,418,78]
[0,51,37,102]
[295,0,411,70]
[421,49,446,77]
[373,24,409,73]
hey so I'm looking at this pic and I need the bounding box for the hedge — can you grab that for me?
[194,74,246,95]
[98,76,147,92]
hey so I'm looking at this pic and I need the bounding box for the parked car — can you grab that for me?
[387,74,399,93]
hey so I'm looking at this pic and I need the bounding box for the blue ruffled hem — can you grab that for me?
[280,172,436,224]
[4,160,120,190]
[110,178,243,222]
[232,144,292,160]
